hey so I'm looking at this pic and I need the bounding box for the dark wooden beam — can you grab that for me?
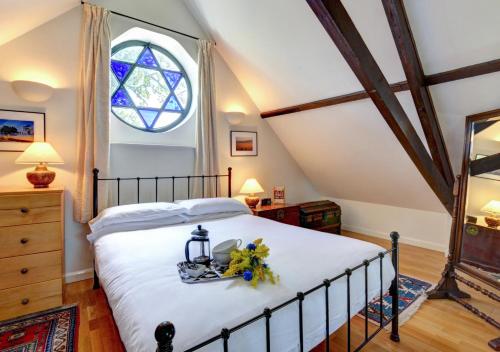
[261,58,500,119]
[382,0,454,186]
[474,120,498,135]
[470,153,500,177]
[425,58,500,86]
[260,82,408,118]
[306,0,453,214]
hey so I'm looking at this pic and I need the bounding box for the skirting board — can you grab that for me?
[65,268,94,283]
[342,223,448,253]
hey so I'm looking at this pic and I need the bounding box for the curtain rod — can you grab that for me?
[80,1,201,41]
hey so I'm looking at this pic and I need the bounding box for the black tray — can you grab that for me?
[177,261,241,284]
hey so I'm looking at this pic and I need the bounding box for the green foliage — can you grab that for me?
[223,238,279,287]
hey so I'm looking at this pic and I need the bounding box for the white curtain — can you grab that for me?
[193,40,219,198]
[74,4,111,223]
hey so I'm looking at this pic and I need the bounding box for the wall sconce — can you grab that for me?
[11,80,54,102]
[225,112,245,126]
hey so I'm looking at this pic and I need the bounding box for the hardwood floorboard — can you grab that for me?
[64,230,499,351]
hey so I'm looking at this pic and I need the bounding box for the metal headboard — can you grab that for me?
[92,167,232,218]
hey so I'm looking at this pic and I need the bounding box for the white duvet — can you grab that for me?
[93,214,395,352]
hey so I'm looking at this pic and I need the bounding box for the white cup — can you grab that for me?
[213,239,242,265]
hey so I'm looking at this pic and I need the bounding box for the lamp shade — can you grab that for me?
[239,178,264,194]
[481,200,500,217]
[225,112,245,125]
[15,142,64,164]
[11,80,54,102]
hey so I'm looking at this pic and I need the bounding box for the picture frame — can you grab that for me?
[273,186,285,204]
[230,131,257,157]
[0,109,45,152]
[474,154,500,181]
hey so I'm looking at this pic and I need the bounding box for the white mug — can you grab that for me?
[213,239,242,265]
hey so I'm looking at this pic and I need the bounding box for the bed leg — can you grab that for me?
[93,262,100,289]
[155,321,175,352]
[390,232,400,342]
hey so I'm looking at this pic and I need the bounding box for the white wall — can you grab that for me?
[0,0,318,282]
[332,198,451,252]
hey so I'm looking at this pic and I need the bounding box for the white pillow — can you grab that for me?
[89,202,187,233]
[176,197,251,216]
[87,215,187,242]
[183,211,250,224]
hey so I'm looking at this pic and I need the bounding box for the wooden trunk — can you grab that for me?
[462,223,500,273]
[299,200,341,234]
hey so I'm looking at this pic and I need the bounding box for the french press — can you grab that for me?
[185,225,211,266]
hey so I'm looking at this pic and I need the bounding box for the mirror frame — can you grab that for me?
[454,108,500,289]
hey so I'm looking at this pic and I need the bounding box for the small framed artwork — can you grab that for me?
[273,186,285,204]
[474,154,500,181]
[0,109,45,152]
[230,131,257,156]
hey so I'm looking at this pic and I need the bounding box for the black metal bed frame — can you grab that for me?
[91,167,400,352]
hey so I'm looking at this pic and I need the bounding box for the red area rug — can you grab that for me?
[0,305,79,352]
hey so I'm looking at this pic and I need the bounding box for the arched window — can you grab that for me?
[110,40,192,132]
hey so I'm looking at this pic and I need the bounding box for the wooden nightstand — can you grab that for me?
[0,187,64,321]
[252,203,300,226]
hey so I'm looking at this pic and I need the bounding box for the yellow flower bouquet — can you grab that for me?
[223,238,278,287]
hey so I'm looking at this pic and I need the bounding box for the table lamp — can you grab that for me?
[15,142,64,188]
[481,200,500,228]
[240,178,264,208]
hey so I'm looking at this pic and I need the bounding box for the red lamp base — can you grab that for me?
[26,163,56,188]
[484,216,500,228]
[245,196,260,208]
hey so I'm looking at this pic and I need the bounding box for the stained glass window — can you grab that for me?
[110,40,192,132]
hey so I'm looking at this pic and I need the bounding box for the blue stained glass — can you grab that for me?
[163,70,182,89]
[111,61,132,82]
[112,88,132,107]
[110,41,192,132]
[138,109,159,128]
[137,48,158,68]
[165,95,182,111]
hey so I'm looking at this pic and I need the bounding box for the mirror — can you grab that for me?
[456,110,500,288]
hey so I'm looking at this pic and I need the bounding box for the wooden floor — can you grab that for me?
[64,231,499,351]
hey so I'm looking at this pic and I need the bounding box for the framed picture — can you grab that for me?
[0,109,45,152]
[230,131,257,156]
[273,186,285,204]
[474,154,500,181]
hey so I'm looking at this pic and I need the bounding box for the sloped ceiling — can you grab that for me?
[188,0,500,212]
[0,0,79,47]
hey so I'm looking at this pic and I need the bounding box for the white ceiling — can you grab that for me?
[188,0,500,212]
[0,0,79,47]
[2,0,497,212]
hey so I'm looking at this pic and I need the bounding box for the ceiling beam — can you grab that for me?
[474,120,498,135]
[470,153,500,177]
[425,58,500,86]
[260,81,408,118]
[306,0,453,214]
[261,58,500,119]
[382,0,454,186]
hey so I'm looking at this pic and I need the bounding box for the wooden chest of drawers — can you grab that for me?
[252,204,300,226]
[0,188,64,321]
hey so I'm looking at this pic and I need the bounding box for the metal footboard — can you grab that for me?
[155,232,400,352]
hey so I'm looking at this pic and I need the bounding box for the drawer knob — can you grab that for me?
[20,238,29,244]
[20,268,29,274]
[277,209,285,220]
[21,298,29,305]
[20,207,29,214]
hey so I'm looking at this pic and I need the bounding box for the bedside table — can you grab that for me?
[252,204,300,226]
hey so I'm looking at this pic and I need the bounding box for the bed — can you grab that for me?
[90,168,400,352]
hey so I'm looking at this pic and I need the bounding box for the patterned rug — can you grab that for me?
[0,305,79,352]
[359,274,432,326]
